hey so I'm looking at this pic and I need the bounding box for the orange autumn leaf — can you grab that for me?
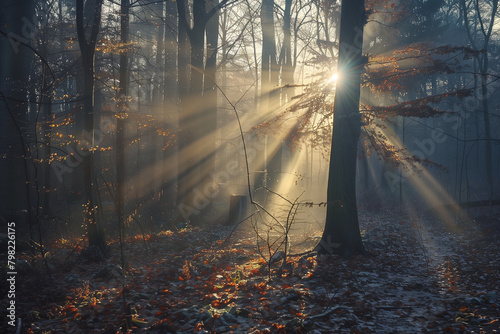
[249,268,260,275]
[272,323,286,333]
[289,308,305,318]
[255,282,267,290]
[62,304,77,313]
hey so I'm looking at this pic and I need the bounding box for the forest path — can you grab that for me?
[303,208,500,333]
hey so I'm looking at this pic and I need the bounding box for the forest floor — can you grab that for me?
[3,207,500,334]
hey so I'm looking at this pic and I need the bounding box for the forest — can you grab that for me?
[1,0,499,332]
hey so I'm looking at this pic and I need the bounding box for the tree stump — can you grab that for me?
[228,195,247,225]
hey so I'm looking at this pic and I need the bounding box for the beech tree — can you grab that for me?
[314,0,366,256]
[76,0,106,252]
[116,0,129,255]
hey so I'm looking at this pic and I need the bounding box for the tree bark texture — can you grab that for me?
[316,0,366,256]
[76,0,106,252]
[116,0,129,254]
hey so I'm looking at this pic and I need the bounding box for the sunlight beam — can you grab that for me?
[328,72,339,83]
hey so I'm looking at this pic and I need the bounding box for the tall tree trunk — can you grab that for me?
[176,0,191,212]
[480,65,493,201]
[151,1,165,218]
[220,8,228,93]
[185,1,206,216]
[315,0,365,256]
[260,0,278,109]
[243,0,259,108]
[0,0,36,231]
[162,0,178,208]
[116,0,129,256]
[200,0,219,213]
[76,0,106,253]
[258,0,281,197]
[280,0,294,102]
